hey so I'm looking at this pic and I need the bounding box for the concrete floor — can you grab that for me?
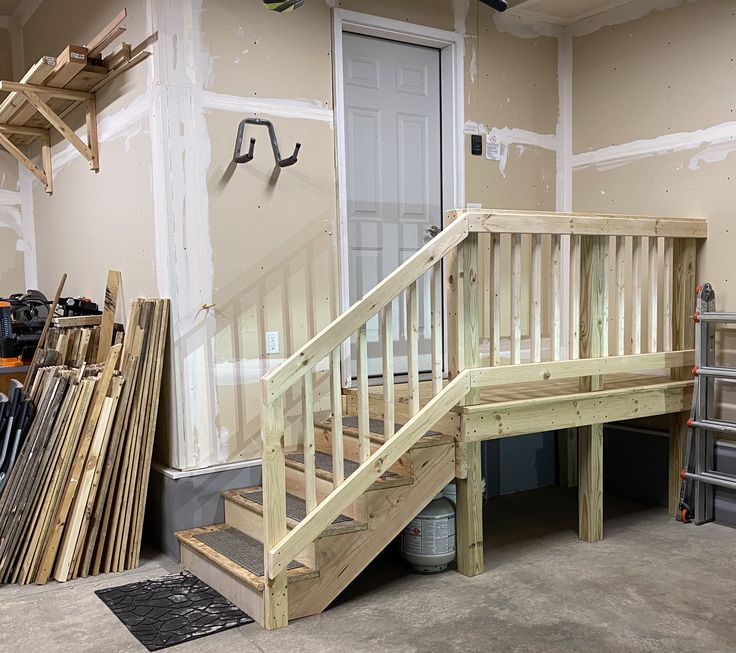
[1,486,735,653]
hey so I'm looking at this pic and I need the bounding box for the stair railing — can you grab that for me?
[259,208,707,629]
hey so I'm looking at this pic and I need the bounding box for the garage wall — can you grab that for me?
[0,23,24,296]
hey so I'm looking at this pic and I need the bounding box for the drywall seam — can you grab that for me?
[567,0,686,37]
[492,11,563,38]
[452,0,470,34]
[0,189,20,205]
[201,91,333,123]
[573,121,736,171]
[51,92,151,171]
[0,204,21,234]
[149,0,220,471]
[18,166,36,288]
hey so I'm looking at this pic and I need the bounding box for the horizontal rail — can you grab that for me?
[461,380,693,441]
[684,471,736,491]
[0,80,94,101]
[267,372,471,578]
[463,209,707,239]
[469,350,695,390]
[262,215,469,402]
[697,312,736,324]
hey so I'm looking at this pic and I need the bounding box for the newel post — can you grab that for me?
[668,238,697,516]
[448,221,484,577]
[578,235,608,543]
[261,394,288,629]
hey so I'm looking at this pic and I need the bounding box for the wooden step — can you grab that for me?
[177,523,319,627]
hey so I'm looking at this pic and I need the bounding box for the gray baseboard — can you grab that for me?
[144,462,262,561]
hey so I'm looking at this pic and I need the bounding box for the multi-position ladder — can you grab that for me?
[679,282,736,524]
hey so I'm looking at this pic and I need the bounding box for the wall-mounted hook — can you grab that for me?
[232,117,301,168]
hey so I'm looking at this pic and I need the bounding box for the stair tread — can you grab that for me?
[177,524,317,591]
[232,488,352,525]
[285,450,398,480]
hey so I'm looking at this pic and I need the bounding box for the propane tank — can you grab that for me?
[442,477,486,507]
[401,494,456,573]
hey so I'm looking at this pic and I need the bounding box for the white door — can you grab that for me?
[343,32,442,377]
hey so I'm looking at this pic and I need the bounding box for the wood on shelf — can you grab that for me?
[0,7,151,195]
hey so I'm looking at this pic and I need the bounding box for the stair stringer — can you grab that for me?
[287,442,456,620]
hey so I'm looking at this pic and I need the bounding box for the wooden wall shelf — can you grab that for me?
[0,8,151,195]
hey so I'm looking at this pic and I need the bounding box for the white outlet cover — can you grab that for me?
[266,331,280,354]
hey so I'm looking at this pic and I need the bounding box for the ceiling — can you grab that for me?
[0,0,23,17]
[505,0,636,24]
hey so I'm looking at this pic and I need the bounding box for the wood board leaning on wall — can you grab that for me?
[0,270,170,584]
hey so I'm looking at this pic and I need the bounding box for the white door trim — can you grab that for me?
[332,9,465,384]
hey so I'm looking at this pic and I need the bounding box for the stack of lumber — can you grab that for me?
[0,8,151,146]
[0,298,169,584]
[46,316,104,367]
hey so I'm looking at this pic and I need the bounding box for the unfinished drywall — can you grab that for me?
[190,0,560,468]
[22,0,156,303]
[572,0,736,422]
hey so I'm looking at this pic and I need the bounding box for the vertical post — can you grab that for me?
[407,281,420,416]
[430,262,443,396]
[302,373,316,513]
[531,234,542,363]
[261,396,288,629]
[668,238,696,516]
[631,236,642,354]
[330,348,344,487]
[357,324,370,462]
[551,233,562,361]
[510,234,522,365]
[578,235,607,543]
[454,231,483,577]
[490,234,501,366]
[382,304,395,438]
[85,97,99,171]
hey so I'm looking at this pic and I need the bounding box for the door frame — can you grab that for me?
[332,9,465,385]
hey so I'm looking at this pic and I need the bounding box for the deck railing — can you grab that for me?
[259,209,707,628]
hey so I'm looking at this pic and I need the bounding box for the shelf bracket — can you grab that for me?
[0,124,53,194]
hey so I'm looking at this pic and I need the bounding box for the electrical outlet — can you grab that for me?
[266,331,280,355]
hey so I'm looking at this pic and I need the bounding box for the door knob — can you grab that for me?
[425,225,441,238]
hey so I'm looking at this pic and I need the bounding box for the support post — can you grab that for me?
[261,396,288,629]
[578,235,607,543]
[450,229,484,576]
[668,238,696,516]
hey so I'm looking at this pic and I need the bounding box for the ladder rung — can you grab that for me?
[697,366,736,380]
[685,471,736,491]
[690,419,736,435]
[698,312,736,324]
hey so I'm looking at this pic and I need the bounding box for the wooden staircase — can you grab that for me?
[177,417,455,627]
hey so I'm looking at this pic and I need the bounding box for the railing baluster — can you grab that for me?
[602,236,610,356]
[551,233,562,361]
[648,236,658,353]
[631,235,642,354]
[430,262,443,396]
[615,236,626,356]
[531,234,542,363]
[381,303,395,438]
[329,347,344,487]
[302,372,316,513]
[490,233,501,366]
[407,280,420,416]
[663,237,674,351]
[511,234,522,365]
[569,234,580,360]
[357,324,370,462]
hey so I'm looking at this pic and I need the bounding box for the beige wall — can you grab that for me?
[23,0,156,303]
[195,0,560,465]
[572,0,735,420]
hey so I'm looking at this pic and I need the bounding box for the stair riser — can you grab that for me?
[288,444,456,619]
[223,498,318,569]
[345,394,460,438]
[284,465,367,522]
[181,544,265,626]
[313,426,412,477]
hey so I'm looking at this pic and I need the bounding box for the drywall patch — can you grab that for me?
[0,190,20,206]
[568,0,688,37]
[493,12,561,39]
[0,205,21,235]
[202,91,333,124]
[453,0,470,34]
[465,122,557,176]
[574,121,736,171]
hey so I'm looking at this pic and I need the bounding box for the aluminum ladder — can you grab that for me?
[679,282,736,524]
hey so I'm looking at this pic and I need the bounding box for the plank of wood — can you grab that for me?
[0,131,48,186]
[430,262,443,396]
[510,234,522,366]
[531,234,542,363]
[263,217,469,402]
[662,237,674,352]
[406,282,420,417]
[569,235,581,360]
[648,236,658,353]
[615,236,626,356]
[631,236,642,355]
[86,9,128,57]
[98,270,122,363]
[490,233,501,366]
[455,440,483,577]
[462,234,480,405]
[26,273,66,386]
[357,324,370,462]
[302,373,316,514]
[329,348,344,489]
[381,303,395,438]
[0,56,56,122]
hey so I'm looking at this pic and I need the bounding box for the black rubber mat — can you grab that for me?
[239,490,351,524]
[96,571,253,651]
[286,451,397,479]
[194,527,303,577]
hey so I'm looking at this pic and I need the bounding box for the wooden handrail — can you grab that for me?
[261,215,470,403]
[266,371,472,579]
[463,209,707,238]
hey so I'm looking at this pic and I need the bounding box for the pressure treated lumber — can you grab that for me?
[455,440,483,577]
